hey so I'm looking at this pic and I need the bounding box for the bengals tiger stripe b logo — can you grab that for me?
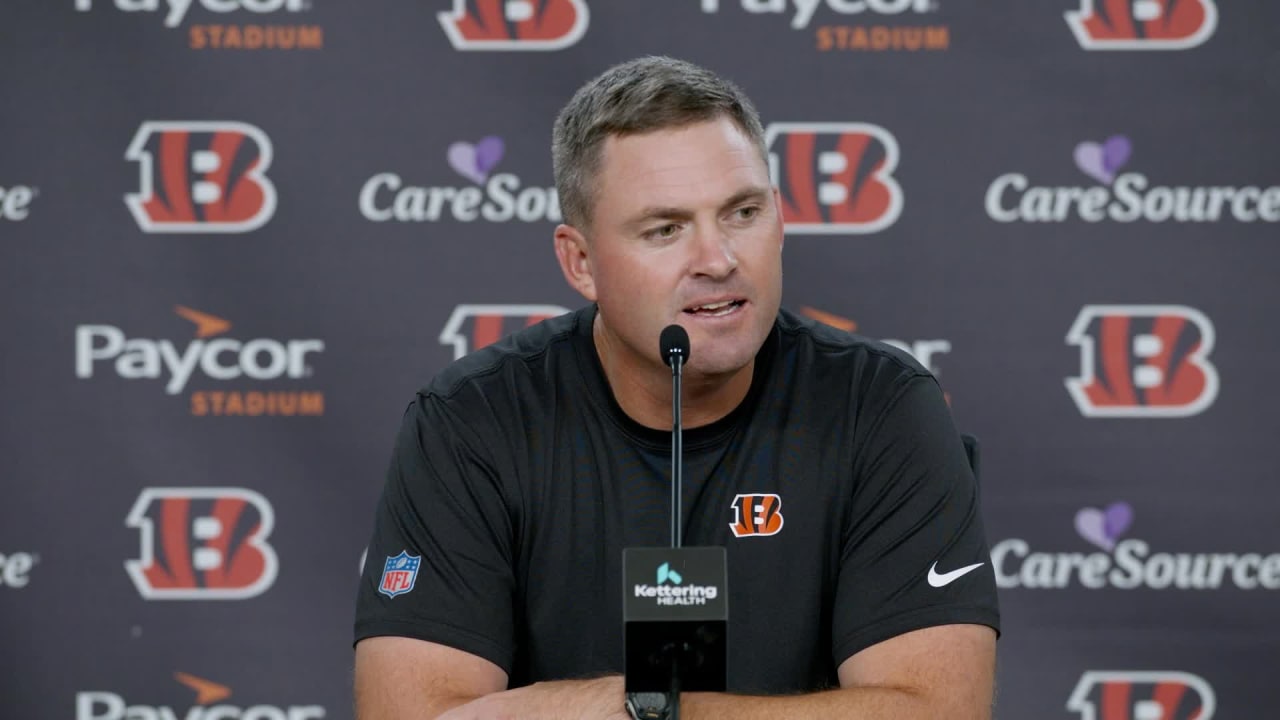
[438,0,589,51]
[765,122,903,236]
[1066,670,1216,719]
[125,487,278,601]
[439,304,570,359]
[1066,0,1218,51]
[730,494,784,538]
[125,121,276,234]
[1065,305,1218,418]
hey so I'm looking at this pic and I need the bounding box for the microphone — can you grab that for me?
[660,324,690,369]
[623,326,727,707]
[659,324,689,548]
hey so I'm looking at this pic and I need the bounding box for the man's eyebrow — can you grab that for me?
[623,186,772,229]
[720,186,771,209]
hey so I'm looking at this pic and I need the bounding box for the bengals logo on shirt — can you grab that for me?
[125,121,277,233]
[1067,670,1216,719]
[765,122,903,235]
[438,0,589,51]
[730,494,784,538]
[1065,0,1218,50]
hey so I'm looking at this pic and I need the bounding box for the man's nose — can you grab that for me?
[688,223,738,279]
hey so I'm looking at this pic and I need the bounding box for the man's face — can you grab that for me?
[559,117,784,379]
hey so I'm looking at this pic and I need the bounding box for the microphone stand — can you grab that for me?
[669,351,683,720]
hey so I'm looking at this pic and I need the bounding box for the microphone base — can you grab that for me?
[623,546,728,693]
[624,620,726,692]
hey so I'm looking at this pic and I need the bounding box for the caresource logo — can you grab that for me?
[1066,0,1217,51]
[360,136,561,223]
[126,121,277,233]
[74,0,323,50]
[1066,305,1217,418]
[700,0,949,53]
[986,134,1280,223]
[126,487,278,600]
[1067,671,1216,720]
[0,551,39,588]
[766,123,903,235]
[0,184,38,221]
[440,304,569,359]
[992,501,1280,591]
[75,305,326,416]
[77,671,326,720]
[438,0,588,51]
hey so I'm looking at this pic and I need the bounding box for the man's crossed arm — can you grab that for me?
[354,623,996,720]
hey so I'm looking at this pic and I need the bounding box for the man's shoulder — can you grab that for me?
[774,306,931,380]
[421,305,587,404]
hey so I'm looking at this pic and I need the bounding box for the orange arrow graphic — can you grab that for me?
[800,306,858,333]
[174,672,232,705]
[174,306,232,338]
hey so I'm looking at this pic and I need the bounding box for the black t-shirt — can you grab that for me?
[354,305,1000,693]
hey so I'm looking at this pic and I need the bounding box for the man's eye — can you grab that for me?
[647,223,680,239]
[735,206,760,221]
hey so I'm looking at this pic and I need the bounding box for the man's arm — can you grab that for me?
[682,623,996,719]
[434,623,995,720]
[354,637,508,719]
[355,636,630,720]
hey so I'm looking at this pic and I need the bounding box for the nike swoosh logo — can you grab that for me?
[927,561,985,588]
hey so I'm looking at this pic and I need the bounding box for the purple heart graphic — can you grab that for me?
[1074,502,1134,551]
[1073,142,1112,184]
[1101,135,1132,176]
[1103,501,1133,539]
[1074,509,1112,551]
[447,136,505,185]
[1074,134,1132,184]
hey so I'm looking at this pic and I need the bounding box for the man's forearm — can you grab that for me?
[434,676,628,720]
[682,685,959,719]
[439,676,988,720]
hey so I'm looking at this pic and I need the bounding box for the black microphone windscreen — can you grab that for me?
[660,324,691,367]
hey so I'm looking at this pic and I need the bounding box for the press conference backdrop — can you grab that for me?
[2,1,1278,717]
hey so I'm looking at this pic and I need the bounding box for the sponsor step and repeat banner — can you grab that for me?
[2,1,1277,717]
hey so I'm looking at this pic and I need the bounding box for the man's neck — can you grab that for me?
[593,315,755,431]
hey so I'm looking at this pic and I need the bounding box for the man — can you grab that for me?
[354,56,999,719]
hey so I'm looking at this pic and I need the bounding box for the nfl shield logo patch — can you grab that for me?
[379,551,421,598]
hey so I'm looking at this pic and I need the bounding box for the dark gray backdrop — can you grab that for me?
[3,1,1278,718]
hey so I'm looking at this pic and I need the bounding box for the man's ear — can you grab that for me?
[554,224,597,302]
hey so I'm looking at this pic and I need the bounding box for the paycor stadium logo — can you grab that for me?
[700,0,950,53]
[77,671,326,719]
[74,0,323,50]
[75,306,325,416]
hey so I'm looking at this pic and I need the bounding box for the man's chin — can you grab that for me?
[685,349,755,381]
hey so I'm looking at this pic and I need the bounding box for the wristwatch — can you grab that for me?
[624,691,670,720]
